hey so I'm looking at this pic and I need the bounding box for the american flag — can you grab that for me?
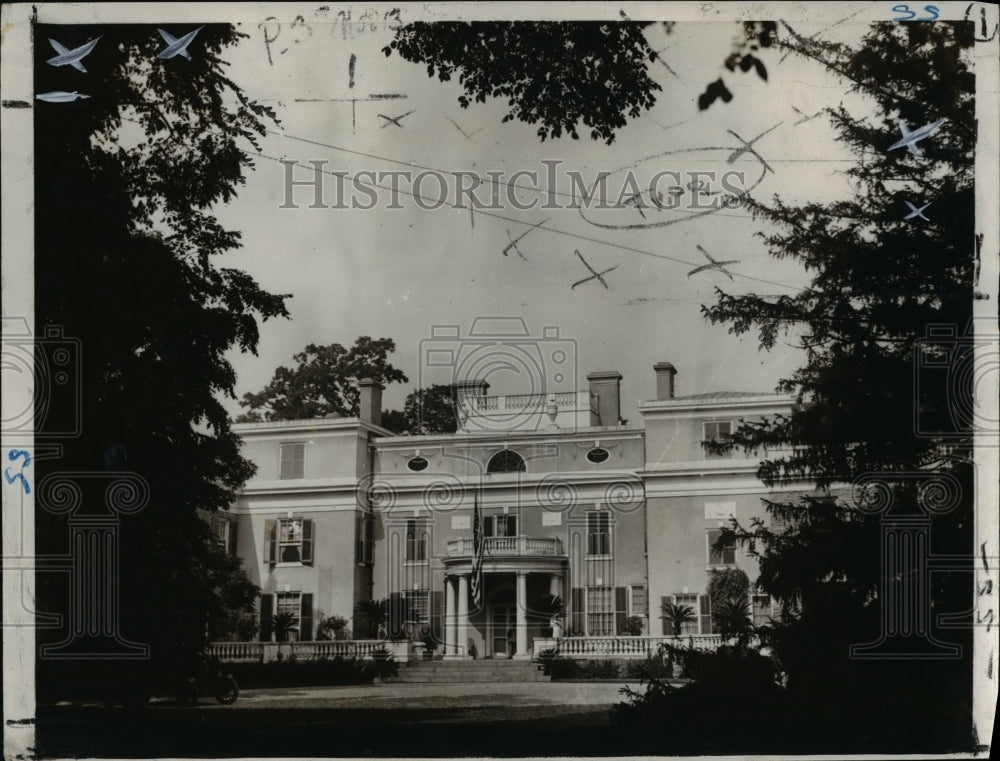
[471,492,485,610]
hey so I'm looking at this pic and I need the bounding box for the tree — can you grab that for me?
[400,383,460,434]
[237,337,408,421]
[354,598,389,639]
[383,20,775,144]
[702,22,975,748]
[34,22,288,680]
[661,603,696,636]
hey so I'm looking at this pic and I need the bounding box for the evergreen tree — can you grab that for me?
[703,22,976,749]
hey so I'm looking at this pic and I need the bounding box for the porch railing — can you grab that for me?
[534,635,725,659]
[446,535,564,557]
[208,639,398,663]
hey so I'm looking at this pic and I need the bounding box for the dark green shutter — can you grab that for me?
[302,519,314,565]
[388,592,405,638]
[699,594,712,634]
[259,594,273,641]
[571,587,584,635]
[264,519,276,565]
[300,593,313,641]
[615,587,628,634]
[227,518,237,556]
[506,515,517,536]
[431,590,443,643]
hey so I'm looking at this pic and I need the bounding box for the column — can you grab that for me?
[514,571,529,660]
[457,573,471,659]
[550,573,564,638]
[444,576,456,658]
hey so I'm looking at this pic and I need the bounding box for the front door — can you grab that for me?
[491,605,516,658]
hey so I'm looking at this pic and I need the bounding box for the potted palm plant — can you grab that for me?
[662,602,696,637]
[532,594,564,637]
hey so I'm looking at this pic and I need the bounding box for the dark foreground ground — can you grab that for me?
[35,681,986,758]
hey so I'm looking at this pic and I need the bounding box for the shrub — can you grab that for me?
[620,615,644,635]
[362,646,399,680]
[625,655,673,681]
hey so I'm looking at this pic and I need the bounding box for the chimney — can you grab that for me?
[453,379,489,407]
[653,362,677,400]
[358,378,384,426]
[586,371,622,426]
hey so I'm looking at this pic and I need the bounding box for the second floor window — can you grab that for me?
[280,442,305,479]
[485,515,517,537]
[587,511,612,556]
[355,514,374,565]
[703,421,732,459]
[264,517,315,565]
[707,528,736,566]
[405,519,428,562]
[211,516,236,557]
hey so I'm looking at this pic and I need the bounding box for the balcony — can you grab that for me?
[446,535,564,557]
[457,390,594,433]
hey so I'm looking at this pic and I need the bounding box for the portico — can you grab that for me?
[442,537,567,660]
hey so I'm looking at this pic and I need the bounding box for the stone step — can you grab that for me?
[385,659,549,683]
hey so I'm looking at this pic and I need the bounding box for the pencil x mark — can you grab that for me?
[792,106,824,126]
[726,122,782,174]
[687,245,740,280]
[572,250,617,290]
[378,110,415,128]
[502,218,549,257]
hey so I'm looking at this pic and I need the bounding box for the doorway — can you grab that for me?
[490,605,516,658]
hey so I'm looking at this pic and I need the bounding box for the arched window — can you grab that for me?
[487,450,526,473]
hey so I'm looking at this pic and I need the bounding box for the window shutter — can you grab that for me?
[300,593,314,641]
[571,587,585,634]
[259,594,273,642]
[388,592,405,638]
[615,587,628,634]
[301,519,314,565]
[506,515,517,536]
[484,516,495,538]
[264,519,276,565]
[227,518,237,557]
[699,594,712,634]
[431,590,443,642]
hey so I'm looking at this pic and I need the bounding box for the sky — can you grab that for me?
[198,7,872,424]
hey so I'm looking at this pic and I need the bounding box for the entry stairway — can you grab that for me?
[385,658,550,683]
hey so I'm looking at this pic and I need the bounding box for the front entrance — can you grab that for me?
[490,605,516,658]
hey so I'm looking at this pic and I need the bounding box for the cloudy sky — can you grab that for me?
[33,3,893,424]
[201,5,883,424]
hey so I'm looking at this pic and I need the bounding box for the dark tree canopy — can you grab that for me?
[34,23,287,674]
[701,22,975,745]
[384,21,662,144]
[400,383,460,435]
[238,337,408,421]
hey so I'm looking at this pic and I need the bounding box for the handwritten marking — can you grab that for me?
[965,3,1000,41]
[349,53,356,88]
[446,116,483,140]
[4,449,32,495]
[46,37,101,73]
[891,4,940,21]
[903,200,931,221]
[378,109,415,128]
[687,245,739,280]
[156,27,202,60]
[792,105,823,126]
[726,122,781,173]
[36,91,89,102]
[502,218,549,258]
[1,100,31,108]
[504,229,527,260]
[571,250,617,290]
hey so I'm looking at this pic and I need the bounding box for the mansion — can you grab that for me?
[220,362,813,659]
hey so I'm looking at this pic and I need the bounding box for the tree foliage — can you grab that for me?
[399,383,460,435]
[700,21,975,747]
[34,23,287,676]
[238,337,408,421]
[384,21,662,144]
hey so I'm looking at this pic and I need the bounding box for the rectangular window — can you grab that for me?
[586,586,614,636]
[672,593,699,635]
[405,519,428,563]
[630,585,648,617]
[703,421,733,459]
[707,528,736,566]
[211,516,235,556]
[752,594,773,627]
[271,591,314,641]
[266,518,314,565]
[699,594,713,634]
[485,515,517,537]
[586,511,612,556]
[279,442,305,479]
[403,589,430,627]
